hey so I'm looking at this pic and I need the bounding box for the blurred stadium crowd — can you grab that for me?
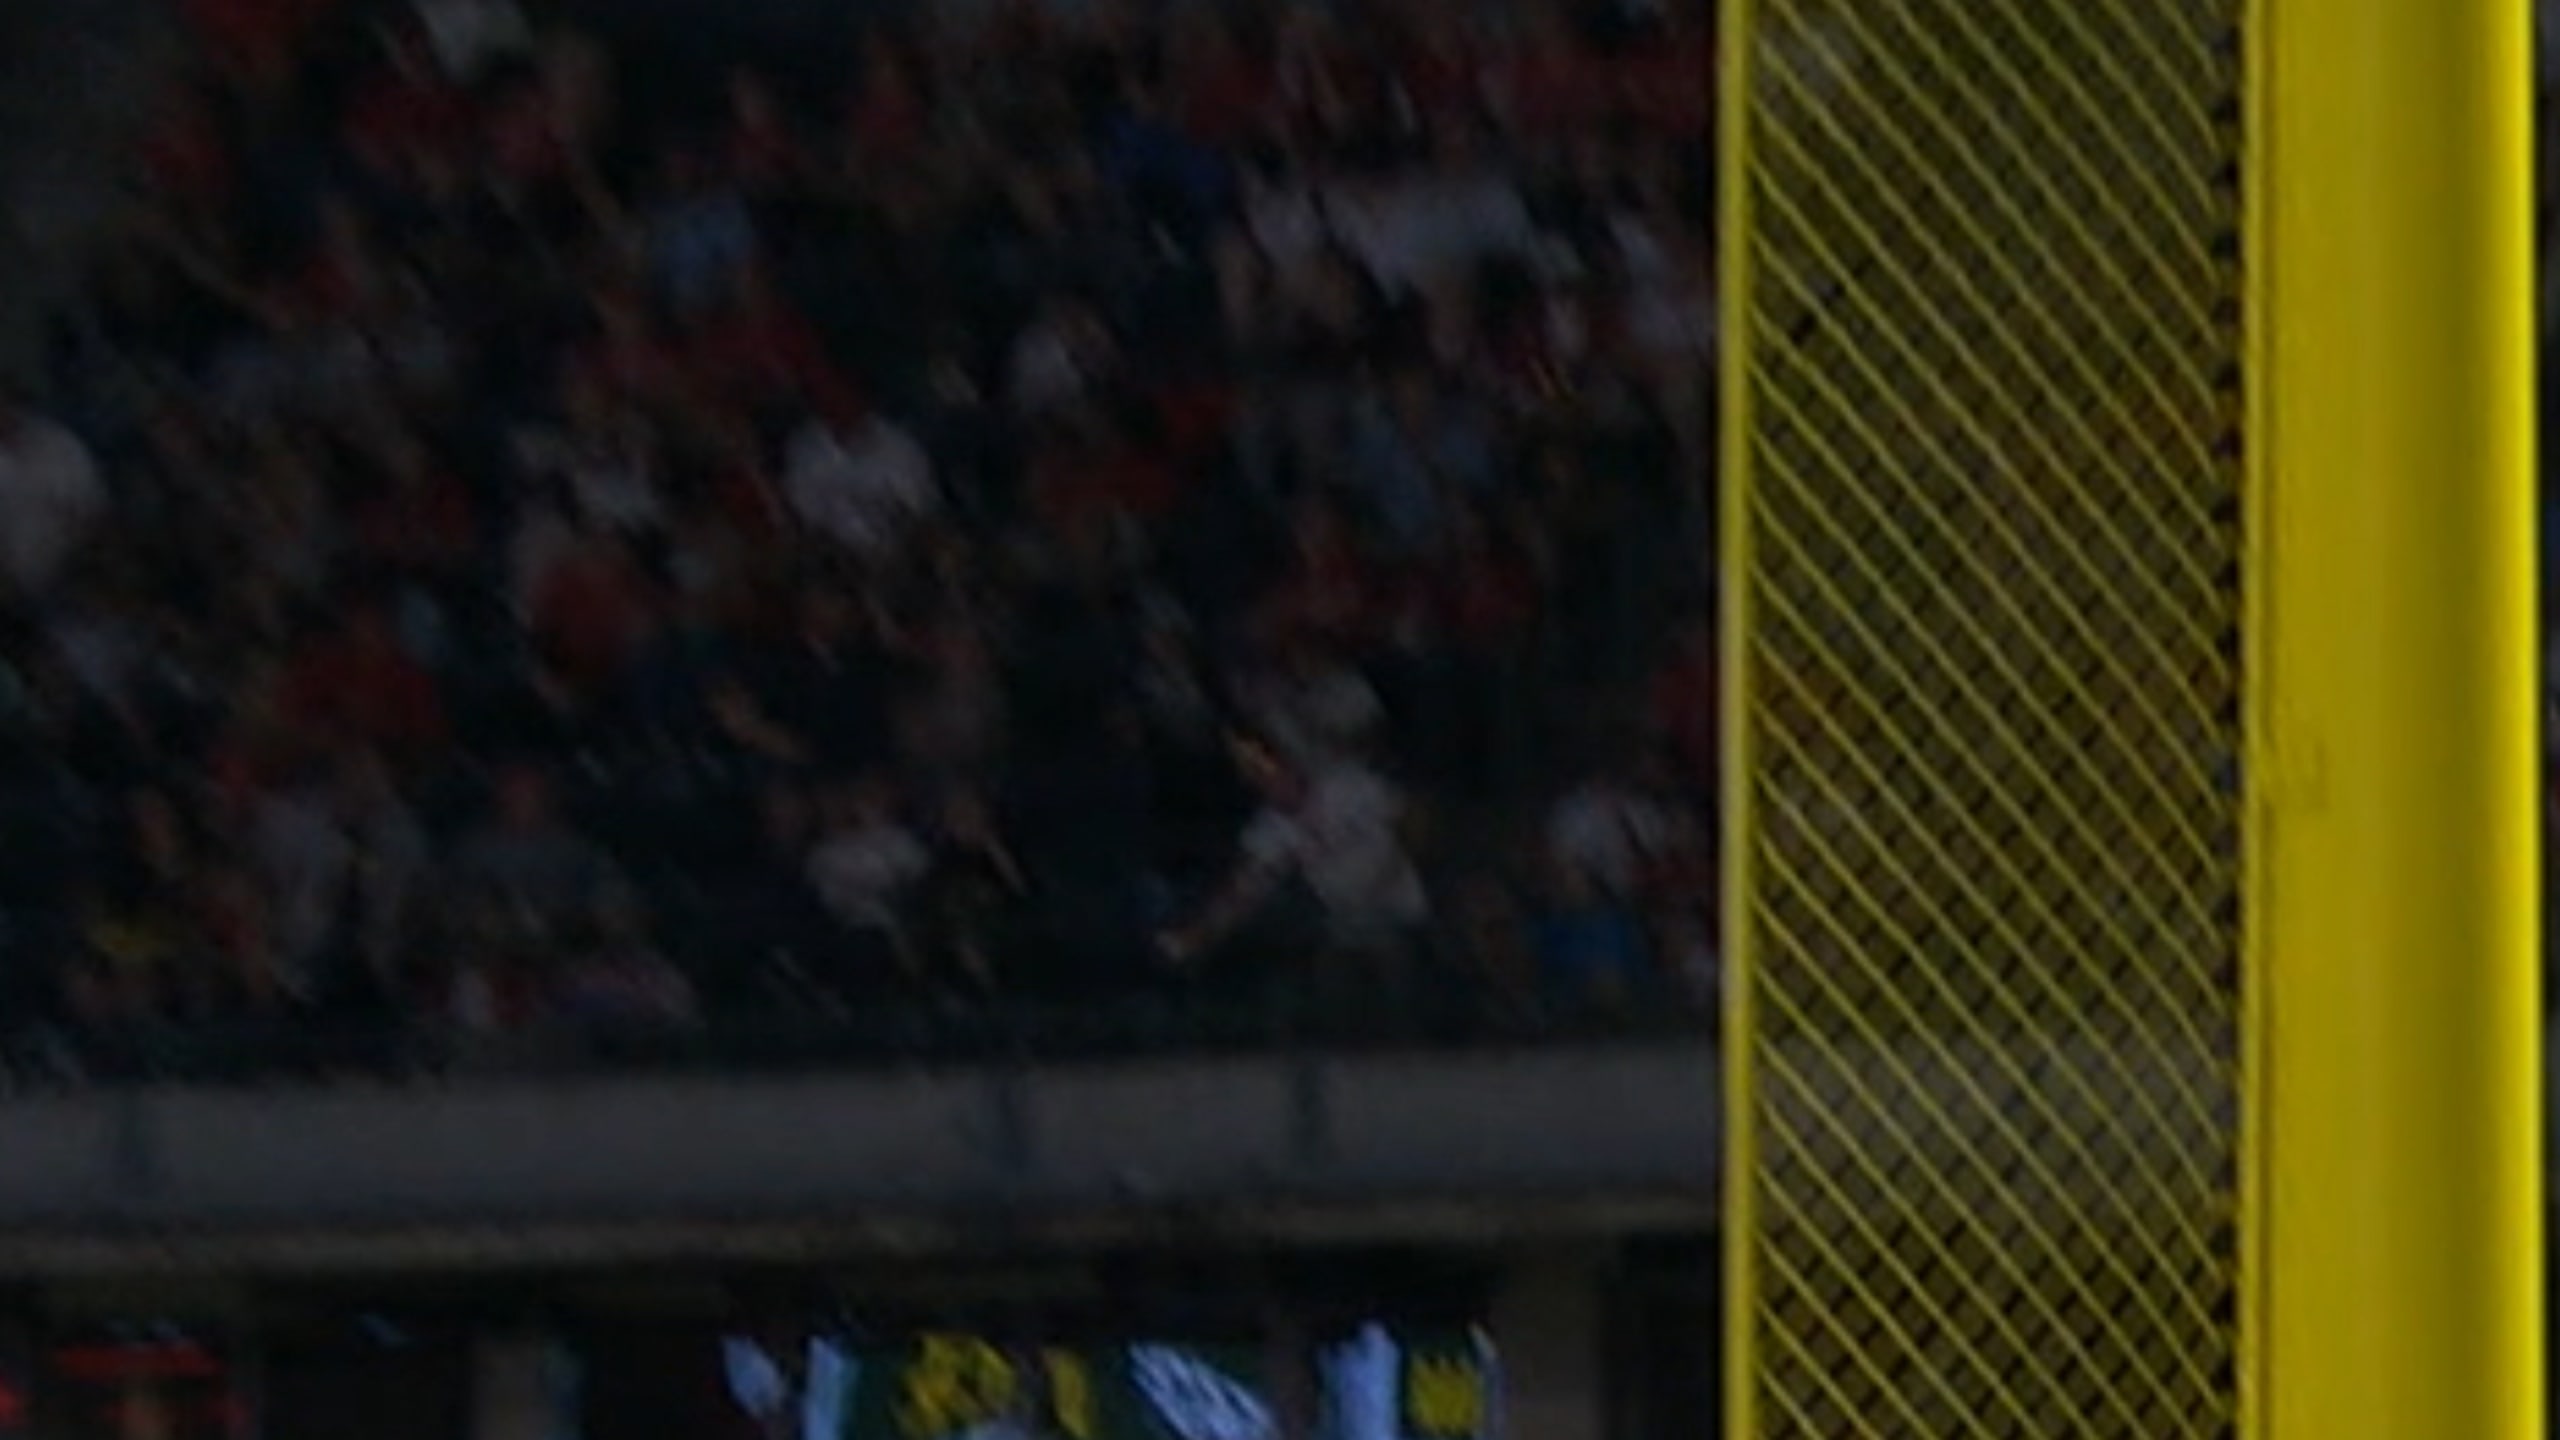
[0,0,1717,1080]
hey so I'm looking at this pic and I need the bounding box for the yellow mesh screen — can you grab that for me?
[1729,0,2249,1435]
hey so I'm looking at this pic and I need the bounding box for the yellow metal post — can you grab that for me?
[1717,1,1760,1437]
[2256,2,2542,1439]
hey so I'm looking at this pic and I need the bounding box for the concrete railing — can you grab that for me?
[0,1041,1719,1271]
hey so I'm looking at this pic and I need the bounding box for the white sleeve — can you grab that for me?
[1239,810,1300,876]
[1343,772,1403,839]
[1327,672,1384,735]
[805,844,851,916]
[779,435,820,508]
[890,429,939,515]
[1545,794,1590,865]
[1008,329,1079,414]
[888,829,932,888]
[784,447,860,545]
[53,435,105,524]
[1480,182,1536,256]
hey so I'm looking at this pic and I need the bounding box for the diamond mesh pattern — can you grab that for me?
[1731,0,2248,1435]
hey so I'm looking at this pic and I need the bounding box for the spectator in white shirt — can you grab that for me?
[513,378,667,537]
[556,892,700,1032]
[804,775,931,1003]
[1162,738,1429,963]
[411,0,536,80]
[1241,161,1334,298]
[252,752,432,1002]
[783,390,938,561]
[1006,295,1119,418]
[1325,145,1534,299]
[450,767,625,931]
[1231,638,1384,767]
[0,390,106,606]
[1546,754,1684,900]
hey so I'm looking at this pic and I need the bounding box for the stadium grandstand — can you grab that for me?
[0,0,1715,1082]
[0,0,1715,1436]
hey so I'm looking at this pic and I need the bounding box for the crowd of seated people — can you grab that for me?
[0,0,1718,1079]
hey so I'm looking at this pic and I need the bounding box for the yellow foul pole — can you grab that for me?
[2255,0,2542,1435]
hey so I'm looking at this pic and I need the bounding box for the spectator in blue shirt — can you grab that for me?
[1534,862,1648,1015]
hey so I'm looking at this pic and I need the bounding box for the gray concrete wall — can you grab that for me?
[1493,1248,1609,1440]
[0,1042,1719,1271]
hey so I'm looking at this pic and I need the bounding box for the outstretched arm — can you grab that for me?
[1158,858,1286,965]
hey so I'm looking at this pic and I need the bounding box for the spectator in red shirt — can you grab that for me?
[688,268,840,418]
[342,25,477,173]
[137,81,239,222]
[1485,3,1610,138]
[1614,12,1713,139]
[484,73,573,187]
[706,417,790,541]
[273,598,449,760]
[1391,8,1490,135]
[724,68,805,194]
[1648,611,1718,797]
[275,197,399,331]
[1427,501,1545,649]
[845,37,929,164]
[350,431,477,582]
[1260,494,1381,650]
[1151,377,1241,473]
[528,531,657,697]
[1169,13,1280,147]
[182,0,334,82]
[1028,407,1182,529]
[572,287,693,412]
[480,38,623,237]
[1400,501,1545,793]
